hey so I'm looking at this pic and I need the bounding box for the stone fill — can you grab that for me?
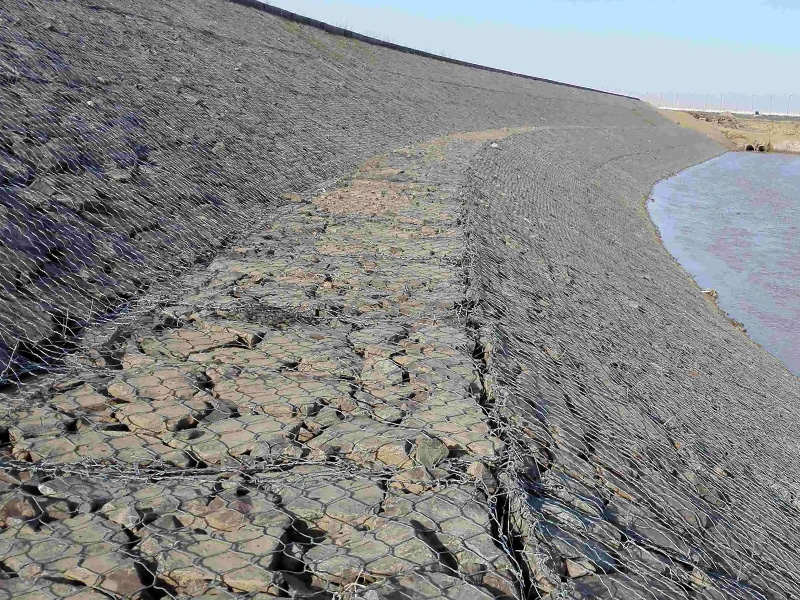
[1,0,645,379]
[467,127,800,597]
[0,132,529,598]
[4,0,794,599]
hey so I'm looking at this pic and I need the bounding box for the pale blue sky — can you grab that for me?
[270,0,800,110]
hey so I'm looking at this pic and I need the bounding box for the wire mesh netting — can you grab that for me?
[0,0,643,383]
[3,0,794,599]
[466,128,800,599]
[0,120,528,598]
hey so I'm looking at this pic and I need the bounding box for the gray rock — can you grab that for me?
[414,433,449,467]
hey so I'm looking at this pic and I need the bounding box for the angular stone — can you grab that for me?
[305,418,414,468]
[571,573,685,600]
[565,558,595,578]
[414,434,449,467]
[360,355,404,388]
[69,554,144,596]
[265,469,383,541]
[0,578,111,600]
[467,461,498,491]
[101,504,141,529]
[192,317,266,348]
[44,499,74,521]
[0,494,37,527]
[304,521,436,586]
[389,466,448,494]
[223,565,279,593]
[380,486,515,577]
[378,571,495,600]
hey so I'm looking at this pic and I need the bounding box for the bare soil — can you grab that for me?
[660,109,800,152]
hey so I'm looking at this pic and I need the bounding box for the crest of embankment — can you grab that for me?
[2,1,794,599]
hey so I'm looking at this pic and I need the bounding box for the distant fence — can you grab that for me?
[225,0,638,100]
[641,92,800,118]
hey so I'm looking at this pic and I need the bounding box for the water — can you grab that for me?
[649,151,800,375]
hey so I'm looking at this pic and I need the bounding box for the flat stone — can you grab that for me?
[264,469,384,541]
[166,413,302,463]
[133,485,290,596]
[212,371,347,420]
[50,384,113,416]
[192,317,266,348]
[389,466,448,494]
[115,398,205,434]
[305,418,414,468]
[0,494,37,527]
[414,433,449,467]
[106,381,137,402]
[206,508,245,532]
[107,366,199,404]
[255,325,358,378]
[380,486,515,579]
[223,565,279,593]
[348,325,407,353]
[158,328,237,358]
[305,521,437,586]
[0,514,128,581]
[378,571,495,599]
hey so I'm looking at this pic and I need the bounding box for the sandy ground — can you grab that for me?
[659,109,800,152]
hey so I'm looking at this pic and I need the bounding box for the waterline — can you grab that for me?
[650,151,800,374]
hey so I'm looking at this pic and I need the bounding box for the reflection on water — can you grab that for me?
[649,152,800,375]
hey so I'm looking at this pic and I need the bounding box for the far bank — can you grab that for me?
[659,109,800,152]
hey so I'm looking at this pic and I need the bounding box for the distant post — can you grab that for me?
[705,94,708,111]
[790,95,793,116]
[769,95,773,114]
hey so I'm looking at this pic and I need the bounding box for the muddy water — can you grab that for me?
[649,152,800,375]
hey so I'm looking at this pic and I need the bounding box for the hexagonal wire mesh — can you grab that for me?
[0,117,525,597]
[464,128,800,599]
[1,1,547,595]
[4,0,794,599]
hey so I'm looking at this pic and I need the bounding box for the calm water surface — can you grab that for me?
[650,152,800,375]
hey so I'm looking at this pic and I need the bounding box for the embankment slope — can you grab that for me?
[1,0,707,376]
[4,1,797,600]
[468,126,800,598]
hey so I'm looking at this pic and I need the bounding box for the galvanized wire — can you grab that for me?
[2,1,777,599]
